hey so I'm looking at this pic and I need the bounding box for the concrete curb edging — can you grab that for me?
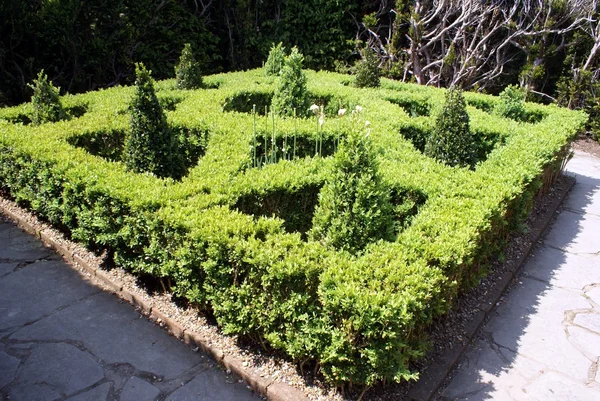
[407,175,576,401]
[0,199,309,401]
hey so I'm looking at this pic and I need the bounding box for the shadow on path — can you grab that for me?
[439,151,600,401]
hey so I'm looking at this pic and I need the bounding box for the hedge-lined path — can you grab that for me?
[0,217,260,401]
[439,150,600,400]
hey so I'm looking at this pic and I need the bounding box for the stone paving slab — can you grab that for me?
[0,344,19,388]
[166,371,257,401]
[10,292,203,380]
[15,343,105,396]
[0,260,100,331]
[484,277,592,382]
[0,217,260,401]
[524,245,600,290]
[563,173,600,218]
[523,371,600,401]
[0,262,18,277]
[439,150,600,401]
[543,210,600,256]
[0,225,52,260]
[120,377,160,401]
[588,287,600,306]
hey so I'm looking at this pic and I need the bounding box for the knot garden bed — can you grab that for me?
[0,69,586,387]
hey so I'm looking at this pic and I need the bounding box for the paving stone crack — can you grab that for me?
[483,331,519,356]
[562,206,600,218]
[1,290,103,337]
[59,378,110,400]
[521,272,551,285]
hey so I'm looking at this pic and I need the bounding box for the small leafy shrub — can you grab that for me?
[494,84,526,121]
[425,88,476,168]
[271,47,309,117]
[310,123,394,253]
[354,48,380,88]
[175,43,203,89]
[28,70,66,125]
[264,42,286,76]
[124,63,183,179]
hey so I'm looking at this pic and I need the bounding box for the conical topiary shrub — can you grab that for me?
[28,70,66,125]
[271,47,309,117]
[124,63,183,179]
[175,43,203,89]
[310,122,394,253]
[425,88,476,168]
[264,42,286,76]
[354,48,380,88]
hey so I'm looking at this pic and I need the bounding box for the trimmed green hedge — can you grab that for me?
[0,69,586,387]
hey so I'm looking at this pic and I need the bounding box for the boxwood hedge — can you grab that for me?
[0,69,586,387]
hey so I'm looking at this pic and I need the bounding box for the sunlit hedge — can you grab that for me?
[0,69,586,387]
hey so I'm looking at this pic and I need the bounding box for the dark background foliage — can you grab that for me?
[2,0,600,140]
[0,0,375,105]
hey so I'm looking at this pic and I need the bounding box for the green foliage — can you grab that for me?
[494,85,526,121]
[354,48,380,88]
[175,43,203,90]
[0,68,587,388]
[264,42,286,76]
[1,0,217,105]
[124,63,183,179]
[425,88,476,168]
[28,70,65,125]
[557,70,600,139]
[271,47,309,117]
[310,125,394,253]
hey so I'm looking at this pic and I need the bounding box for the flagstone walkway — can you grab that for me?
[439,150,600,401]
[0,216,260,401]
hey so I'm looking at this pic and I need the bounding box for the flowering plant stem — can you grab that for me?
[252,104,257,167]
[293,108,297,159]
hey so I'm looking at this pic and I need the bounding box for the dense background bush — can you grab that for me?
[3,1,600,142]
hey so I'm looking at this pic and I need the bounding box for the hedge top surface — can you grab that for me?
[0,67,585,267]
[0,68,586,278]
[0,69,587,385]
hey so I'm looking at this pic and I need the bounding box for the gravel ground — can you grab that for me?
[1,137,596,401]
[572,133,600,158]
